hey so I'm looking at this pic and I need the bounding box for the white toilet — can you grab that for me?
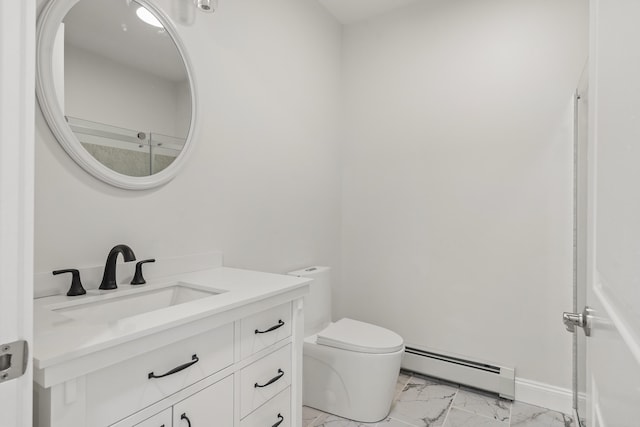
[289,266,404,423]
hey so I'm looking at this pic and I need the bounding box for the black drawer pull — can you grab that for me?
[272,413,284,427]
[255,319,285,334]
[181,413,191,427]
[254,369,284,388]
[148,354,199,379]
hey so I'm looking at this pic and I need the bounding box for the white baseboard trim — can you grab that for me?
[515,377,573,415]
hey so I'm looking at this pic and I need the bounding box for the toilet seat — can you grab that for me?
[316,318,404,354]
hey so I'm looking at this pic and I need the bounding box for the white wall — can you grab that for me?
[175,79,191,139]
[35,0,342,285]
[64,44,190,138]
[339,0,588,391]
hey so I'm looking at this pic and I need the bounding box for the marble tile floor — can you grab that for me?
[303,371,575,427]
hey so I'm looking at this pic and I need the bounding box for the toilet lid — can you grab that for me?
[316,318,404,354]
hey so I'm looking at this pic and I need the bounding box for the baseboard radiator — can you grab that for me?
[402,346,515,400]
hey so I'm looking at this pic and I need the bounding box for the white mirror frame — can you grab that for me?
[36,0,198,190]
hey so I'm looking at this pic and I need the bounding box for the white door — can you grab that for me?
[0,1,36,426]
[584,0,640,426]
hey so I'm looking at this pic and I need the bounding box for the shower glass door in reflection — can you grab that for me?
[68,116,184,177]
[150,133,183,175]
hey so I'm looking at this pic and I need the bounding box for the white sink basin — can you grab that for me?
[50,283,222,323]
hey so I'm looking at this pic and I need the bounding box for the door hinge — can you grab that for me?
[0,340,28,383]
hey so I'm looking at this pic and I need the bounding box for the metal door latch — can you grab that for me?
[562,307,592,336]
[0,340,28,383]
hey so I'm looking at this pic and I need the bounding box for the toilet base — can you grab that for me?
[303,336,404,423]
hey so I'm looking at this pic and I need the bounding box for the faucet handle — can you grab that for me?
[131,259,156,285]
[53,269,87,296]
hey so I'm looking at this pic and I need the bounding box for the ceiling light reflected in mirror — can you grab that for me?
[136,6,163,28]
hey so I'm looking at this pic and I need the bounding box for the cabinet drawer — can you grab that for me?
[240,387,291,427]
[134,408,172,427]
[87,324,234,426]
[240,303,292,359]
[173,375,233,427]
[240,344,291,418]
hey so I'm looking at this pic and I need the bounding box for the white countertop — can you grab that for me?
[34,267,310,375]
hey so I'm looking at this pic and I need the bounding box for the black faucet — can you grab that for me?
[99,244,137,290]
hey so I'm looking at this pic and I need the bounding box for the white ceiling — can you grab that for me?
[317,0,422,24]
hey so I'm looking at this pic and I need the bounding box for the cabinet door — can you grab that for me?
[173,375,233,427]
[135,408,172,427]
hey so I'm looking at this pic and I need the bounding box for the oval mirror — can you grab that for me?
[36,0,197,190]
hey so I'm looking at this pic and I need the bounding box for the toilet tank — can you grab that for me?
[288,266,332,335]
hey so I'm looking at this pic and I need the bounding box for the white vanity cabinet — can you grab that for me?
[34,271,308,427]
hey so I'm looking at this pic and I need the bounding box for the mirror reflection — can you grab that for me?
[60,0,192,176]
